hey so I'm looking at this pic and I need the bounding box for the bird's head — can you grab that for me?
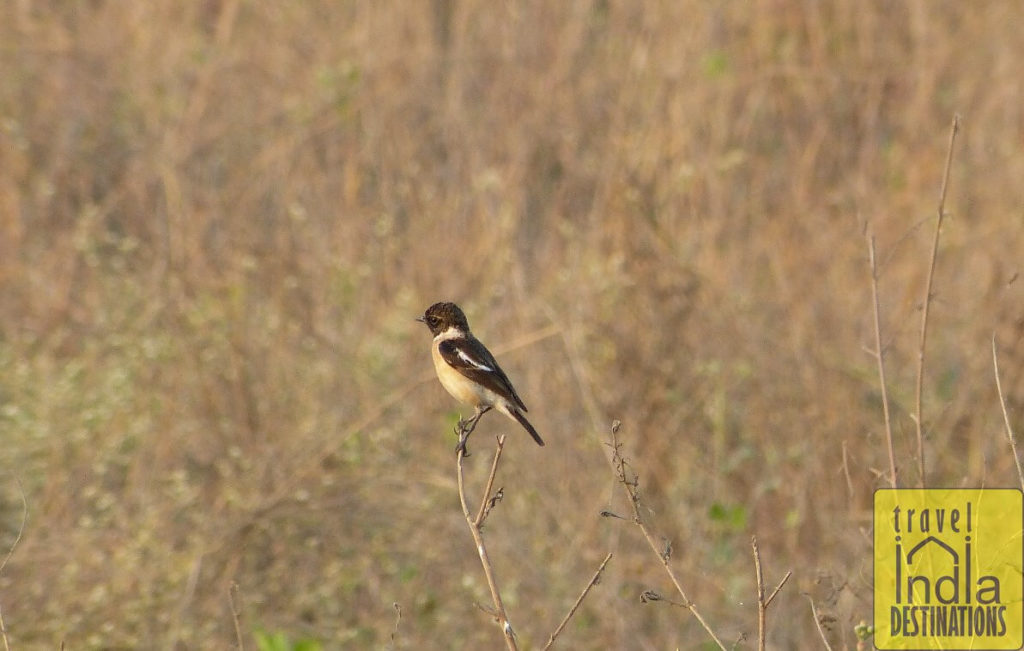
[417,301,470,336]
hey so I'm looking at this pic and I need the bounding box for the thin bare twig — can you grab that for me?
[752,537,766,651]
[457,434,518,651]
[0,479,26,576]
[992,337,1024,491]
[475,437,504,527]
[867,233,899,488]
[840,440,855,501]
[0,478,27,651]
[751,536,792,651]
[390,602,402,649]
[228,582,244,651]
[765,571,792,609]
[913,114,960,488]
[607,422,728,650]
[804,593,835,651]
[543,552,613,650]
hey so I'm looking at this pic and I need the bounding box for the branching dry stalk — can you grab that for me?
[457,431,518,651]
[453,415,609,649]
[751,536,792,651]
[867,233,899,488]
[913,113,961,488]
[543,552,613,650]
[606,421,728,650]
[992,337,1024,491]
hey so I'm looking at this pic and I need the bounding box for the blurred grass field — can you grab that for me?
[1,1,1022,648]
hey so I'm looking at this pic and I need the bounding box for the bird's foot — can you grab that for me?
[454,406,490,457]
[454,432,471,457]
[454,418,472,457]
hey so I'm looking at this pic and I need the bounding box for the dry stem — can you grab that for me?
[867,233,899,488]
[457,432,518,650]
[804,593,835,651]
[390,602,403,649]
[913,114,960,487]
[992,337,1024,491]
[0,479,27,651]
[228,582,244,651]
[751,536,792,651]
[543,552,613,650]
[606,422,728,650]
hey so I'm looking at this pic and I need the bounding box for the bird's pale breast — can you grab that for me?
[432,341,489,406]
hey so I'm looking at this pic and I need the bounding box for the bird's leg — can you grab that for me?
[455,405,491,457]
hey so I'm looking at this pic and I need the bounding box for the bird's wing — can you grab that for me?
[438,337,528,411]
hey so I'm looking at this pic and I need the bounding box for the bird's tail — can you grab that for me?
[510,408,545,446]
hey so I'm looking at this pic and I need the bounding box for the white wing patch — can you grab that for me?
[457,348,494,372]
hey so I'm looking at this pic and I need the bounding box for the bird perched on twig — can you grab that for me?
[417,302,544,452]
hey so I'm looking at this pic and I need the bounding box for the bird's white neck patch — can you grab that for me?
[434,325,466,341]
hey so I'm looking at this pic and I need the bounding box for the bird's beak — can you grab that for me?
[415,316,426,323]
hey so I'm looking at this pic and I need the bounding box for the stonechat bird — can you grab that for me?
[418,301,544,449]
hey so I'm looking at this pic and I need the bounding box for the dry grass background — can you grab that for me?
[1,1,1022,648]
